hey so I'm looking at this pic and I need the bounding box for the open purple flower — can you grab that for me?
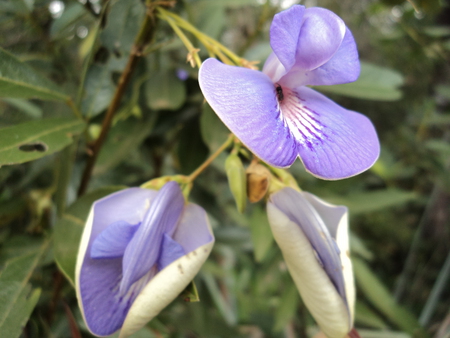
[75,182,214,337]
[199,5,379,180]
[267,187,354,338]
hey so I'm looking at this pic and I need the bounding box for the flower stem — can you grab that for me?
[77,1,160,196]
[187,134,234,182]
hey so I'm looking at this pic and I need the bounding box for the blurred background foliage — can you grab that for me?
[0,0,449,337]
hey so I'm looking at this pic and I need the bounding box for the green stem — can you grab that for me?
[187,134,234,182]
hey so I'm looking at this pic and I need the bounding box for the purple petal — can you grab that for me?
[121,182,185,293]
[157,233,185,270]
[262,52,288,83]
[302,192,347,240]
[269,5,305,73]
[172,203,214,252]
[91,220,140,259]
[294,7,346,71]
[199,58,297,167]
[269,187,347,305]
[78,188,158,336]
[281,27,360,87]
[279,86,379,179]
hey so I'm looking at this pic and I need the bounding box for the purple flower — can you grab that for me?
[267,187,354,338]
[75,182,214,337]
[199,5,379,180]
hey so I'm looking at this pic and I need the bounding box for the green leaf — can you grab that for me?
[315,62,404,101]
[273,282,299,331]
[250,207,274,262]
[0,118,85,166]
[54,186,126,285]
[1,98,43,119]
[200,103,230,151]
[145,70,186,111]
[353,257,422,334]
[355,301,388,329]
[325,189,417,215]
[0,239,49,338]
[0,47,69,101]
[95,116,156,175]
[81,64,115,118]
[177,117,209,175]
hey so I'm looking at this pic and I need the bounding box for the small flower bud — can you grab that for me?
[225,153,247,213]
[246,162,271,203]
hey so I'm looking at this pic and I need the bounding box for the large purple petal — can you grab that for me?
[78,188,158,336]
[199,58,297,168]
[91,220,140,259]
[269,5,305,73]
[279,86,379,179]
[294,7,346,71]
[269,187,347,305]
[121,181,185,293]
[281,27,360,87]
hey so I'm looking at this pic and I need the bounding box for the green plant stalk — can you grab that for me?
[77,1,160,196]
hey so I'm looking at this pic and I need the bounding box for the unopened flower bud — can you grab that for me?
[225,153,247,213]
[246,162,271,203]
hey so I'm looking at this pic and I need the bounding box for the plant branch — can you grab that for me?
[77,1,160,196]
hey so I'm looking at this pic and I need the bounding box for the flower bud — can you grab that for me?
[246,162,271,203]
[225,153,247,213]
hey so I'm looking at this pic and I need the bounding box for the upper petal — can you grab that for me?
[76,188,158,336]
[121,182,185,293]
[281,27,360,87]
[294,7,346,71]
[199,58,297,168]
[279,86,379,179]
[269,5,305,73]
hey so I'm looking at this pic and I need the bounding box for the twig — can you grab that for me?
[77,1,160,196]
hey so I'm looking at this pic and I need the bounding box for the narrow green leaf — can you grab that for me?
[353,257,422,334]
[315,62,404,101]
[325,189,417,215]
[0,118,85,166]
[355,301,388,329]
[225,154,247,213]
[0,47,69,101]
[250,207,274,262]
[177,117,209,175]
[273,283,299,331]
[54,186,126,285]
[0,239,49,338]
[1,98,43,118]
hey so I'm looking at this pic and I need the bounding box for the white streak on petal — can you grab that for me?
[267,202,350,338]
[119,241,214,338]
[279,87,324,146]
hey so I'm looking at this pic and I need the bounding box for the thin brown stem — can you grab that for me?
[77,2,160,196]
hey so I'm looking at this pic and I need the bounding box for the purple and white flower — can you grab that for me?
[75,182,214,337]
[199,5,379,180]
[267,187,354,338]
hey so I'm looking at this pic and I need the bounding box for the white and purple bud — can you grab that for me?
[75,182,214,337]
[267,187,355,338]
